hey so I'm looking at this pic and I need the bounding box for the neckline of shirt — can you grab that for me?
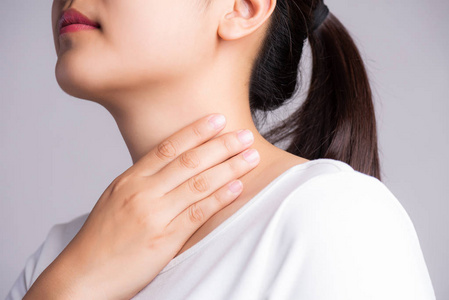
[157,158,351,274]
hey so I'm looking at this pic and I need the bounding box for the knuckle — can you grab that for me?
[156,139,178,160]
[192,125,203,139]
[179,150,200,169]
[188,174,210,194]
[188,203,205,223]
[228,159,242,176]
[212,191,227,206]
[221,135,235,153]
[110,175,130,195]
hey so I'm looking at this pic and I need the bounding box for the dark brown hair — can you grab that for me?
[249,0,381,179]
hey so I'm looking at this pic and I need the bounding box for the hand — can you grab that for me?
[26,113,260,300]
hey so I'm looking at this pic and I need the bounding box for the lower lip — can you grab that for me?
[60,24,99,35]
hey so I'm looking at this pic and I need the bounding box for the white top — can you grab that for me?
[6,159,436,300]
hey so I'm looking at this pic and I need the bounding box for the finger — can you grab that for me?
[162,147,260,220]
[165,177,245,241]
[152,128,255,195]
[132,113,227,177]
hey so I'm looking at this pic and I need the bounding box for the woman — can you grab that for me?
[7,0,435,299]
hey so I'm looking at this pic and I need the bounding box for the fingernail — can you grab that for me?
[228,180,243,194]
[242,148,259,163]
[208,114,226,129]
[237,129,254,144]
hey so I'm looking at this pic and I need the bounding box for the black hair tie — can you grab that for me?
[311,1,330,31]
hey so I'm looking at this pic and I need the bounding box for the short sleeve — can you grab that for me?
[5,242,45,300]
[266,171,436,300]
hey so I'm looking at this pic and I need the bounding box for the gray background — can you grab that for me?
[1,0,447,299]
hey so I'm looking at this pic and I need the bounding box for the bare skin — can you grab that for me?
[23,0,310,298]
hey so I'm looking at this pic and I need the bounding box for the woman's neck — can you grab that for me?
[94,56,303,189]
[99,57,267,164]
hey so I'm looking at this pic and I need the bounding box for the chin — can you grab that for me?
[54,52,111,102]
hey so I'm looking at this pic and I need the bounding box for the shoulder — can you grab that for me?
[283,158,402,222]
[268,159,436,299]
[6,213,89,298]
[281,160,416,250]
[277,158,399,217]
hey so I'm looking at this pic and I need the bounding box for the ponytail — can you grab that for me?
[250,1,381,180]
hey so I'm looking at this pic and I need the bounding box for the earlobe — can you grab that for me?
[218,0,276,41]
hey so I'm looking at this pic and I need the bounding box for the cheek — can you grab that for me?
[106,3,212,80]
[54,1,213,98]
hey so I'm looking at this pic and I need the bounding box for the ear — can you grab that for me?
[218,0,276,41]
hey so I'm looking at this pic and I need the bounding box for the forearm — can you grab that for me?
[23,252,93,300]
